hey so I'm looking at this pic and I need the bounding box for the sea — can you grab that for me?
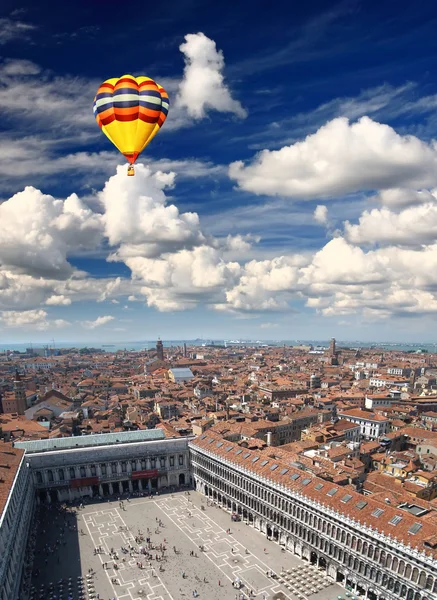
[1,339,437,354]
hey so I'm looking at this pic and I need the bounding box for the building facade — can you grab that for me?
[190,434,437,600]
[0,445,35,600]
[17,431,192,504]
[2,429,437,600]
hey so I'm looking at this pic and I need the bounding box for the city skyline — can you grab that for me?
[2,1,437,341]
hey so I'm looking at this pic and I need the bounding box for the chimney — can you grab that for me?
[266,431,273,446]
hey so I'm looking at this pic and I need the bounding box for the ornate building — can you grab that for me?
[189,432,437,600]
[16,430,191,503]
[2,428,437,600]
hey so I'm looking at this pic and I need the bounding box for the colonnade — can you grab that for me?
[190,447,436,600]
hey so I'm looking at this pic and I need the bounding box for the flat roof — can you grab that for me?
[14,429,165,453]
[169,368,193,376]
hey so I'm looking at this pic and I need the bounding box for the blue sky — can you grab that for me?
[2,0,437,343]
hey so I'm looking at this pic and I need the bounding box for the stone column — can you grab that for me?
[128,481,133,492]
[109,483,114,495]
[138,480,143,491]
[99,484,104,496]
[118,481,123,494]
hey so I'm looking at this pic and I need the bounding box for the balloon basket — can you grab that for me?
[127,165,135,177]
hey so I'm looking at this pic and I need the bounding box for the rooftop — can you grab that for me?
[14,429,166,453]
[0,442,24,519]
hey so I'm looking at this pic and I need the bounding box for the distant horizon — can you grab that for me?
[1,338,437,347]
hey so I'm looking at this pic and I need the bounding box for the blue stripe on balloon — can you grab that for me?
[95,103,113,115]
[113,87,139,96]
[140,91,162,100]
[96,92,114,100]
[139,100,162,110]
[113,100,139,108]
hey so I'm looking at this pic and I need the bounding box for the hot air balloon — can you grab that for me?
[93,74,169,176]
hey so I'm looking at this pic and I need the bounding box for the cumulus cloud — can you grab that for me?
[0,186,103,277]
[81,315,115,329]
[45,295,72,306]
[126,246,242,311]
[229,117,437,198]
[5,135,437,327]
[376,188,437,209]
[103,165,206,259]
[218,256,303,313]
[313,205,328,224]
[0,309,69,330]
[344,202,437,247]
[175,32,247,121]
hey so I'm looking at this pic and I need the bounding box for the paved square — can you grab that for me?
[29,490,344,600]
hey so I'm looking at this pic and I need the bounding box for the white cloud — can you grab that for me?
[102,165,206,259]
[5,135,437,327]
[229,117,437,199]
[344,202,437,247]
[81,315,115,329]
[376,188,436,209]
[0,186,103,277]
[0,17,35,44]
[45,295,72,306]
[313,205,328,224]
[175,32,247,121]
[0,58,41,75]
[127,246,242,311]
[0,309,69,330]
[260,322,279,329]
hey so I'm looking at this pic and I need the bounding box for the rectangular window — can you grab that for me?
[80,466,86,478]
[151,458,156,468]
[160,457,166,468]
[179,455,184,465]
[170,456,175,467]
[408,522,422,534]
[131,461,137,472]
[121,462,127,473]
[90,465,96,476]
[101,464,107,475]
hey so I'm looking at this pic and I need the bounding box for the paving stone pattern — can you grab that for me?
[32,491,343,600]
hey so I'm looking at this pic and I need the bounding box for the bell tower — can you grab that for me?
[14,371,27,415]
[156,338,164,361]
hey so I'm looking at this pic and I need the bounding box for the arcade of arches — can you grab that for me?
[190,448,437,600]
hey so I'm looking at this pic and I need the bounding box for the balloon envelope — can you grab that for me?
[93,74,169,164]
